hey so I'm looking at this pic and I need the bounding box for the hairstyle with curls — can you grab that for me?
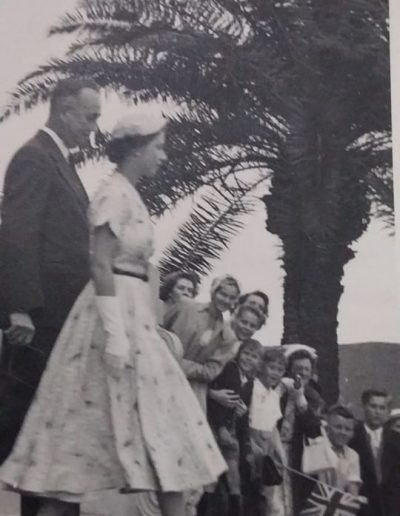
[287,349,316,374]
[50,77,99,112]
[239,290,269,316]
[159,270,200,301]
[361,389,391,406]
[327,404,355,420]
[234,304,266,330]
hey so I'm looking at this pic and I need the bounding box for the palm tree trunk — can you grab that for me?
[264,100,367,404]
[301,241,353,404]
[278,233,354,404]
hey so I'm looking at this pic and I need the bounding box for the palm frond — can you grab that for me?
[158,176,264,277]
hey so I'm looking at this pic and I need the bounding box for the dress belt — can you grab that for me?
[112,267,149,282]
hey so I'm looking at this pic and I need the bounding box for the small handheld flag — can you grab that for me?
[300,482,365,516]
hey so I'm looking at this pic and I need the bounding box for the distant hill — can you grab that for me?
[339,342,400,418]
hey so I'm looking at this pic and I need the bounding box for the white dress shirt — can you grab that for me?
[364,424,383,451]
[249,378,282,432]
[316,436,362,491]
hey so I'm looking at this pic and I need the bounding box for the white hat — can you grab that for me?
[389,408,400,421]
[111,107,167,139]
[210,275,242,296]
[281,343,318,360]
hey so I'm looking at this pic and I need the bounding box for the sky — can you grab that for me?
[0,0,399,346]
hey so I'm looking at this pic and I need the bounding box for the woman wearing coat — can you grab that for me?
[163,275,241,412]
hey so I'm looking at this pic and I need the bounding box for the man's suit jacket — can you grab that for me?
[349,422,400,516]
[0,130,90,330]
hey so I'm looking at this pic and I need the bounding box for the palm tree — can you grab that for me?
[1,0,391,402]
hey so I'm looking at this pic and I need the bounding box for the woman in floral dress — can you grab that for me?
[0,112,226,516]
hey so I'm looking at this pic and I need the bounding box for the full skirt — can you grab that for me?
[0,276,226,502]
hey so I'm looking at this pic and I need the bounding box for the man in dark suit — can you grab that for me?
[349,389,400,516]
[0,78,101,516]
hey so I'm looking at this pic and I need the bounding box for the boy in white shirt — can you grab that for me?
[314,405,361,495]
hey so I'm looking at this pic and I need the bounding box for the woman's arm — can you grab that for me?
[91,224,130,360]
[182,340,237,382]
[91,224,118,295]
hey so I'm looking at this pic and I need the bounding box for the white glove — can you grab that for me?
[5,313,35,346]
[96,296,130,360]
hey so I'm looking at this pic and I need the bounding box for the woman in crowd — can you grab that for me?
[0,113,227,516]
[157,271,199,324]
[238,291,269,318]
[160,270,199,306]
[163,274,241,411]
[279,347,324,516]
[205,339,262,516]
[157,270,199,326]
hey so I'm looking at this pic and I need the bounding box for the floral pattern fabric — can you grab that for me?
[0,173,226,502]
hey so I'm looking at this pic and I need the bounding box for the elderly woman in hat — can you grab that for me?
[164,275,241,411]
[0,111,227,516]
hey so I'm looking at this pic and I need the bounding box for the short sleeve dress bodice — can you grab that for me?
[89,173,154,277]
[0,172,226,502]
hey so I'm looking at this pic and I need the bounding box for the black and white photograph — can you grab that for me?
[0,1,399,515]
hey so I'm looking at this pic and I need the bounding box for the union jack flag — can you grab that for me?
[300,482,364,516]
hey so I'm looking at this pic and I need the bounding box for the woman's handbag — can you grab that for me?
[262,455,283,486]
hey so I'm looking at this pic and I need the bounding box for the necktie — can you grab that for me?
[69,149,85,167]
[367,432,382,483]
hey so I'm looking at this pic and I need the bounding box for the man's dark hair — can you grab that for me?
[50,77,99,111]
[327,404,354,420]
[361,389,390,405]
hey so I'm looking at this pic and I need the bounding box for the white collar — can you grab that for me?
[42,127,70,160]
[329,442,346,458]
[238,368,247,385]
[249,378,282,432]
[364,424,383,445]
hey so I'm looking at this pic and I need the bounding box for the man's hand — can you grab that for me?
[209,388,240,408]
[5,313,35,346]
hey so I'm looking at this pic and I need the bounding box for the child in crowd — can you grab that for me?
[206,339,262,516]
[231,305,266,343]
[242,347,289,516]
[307,404,361,496]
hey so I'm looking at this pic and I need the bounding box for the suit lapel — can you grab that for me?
[37,131,89,215]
